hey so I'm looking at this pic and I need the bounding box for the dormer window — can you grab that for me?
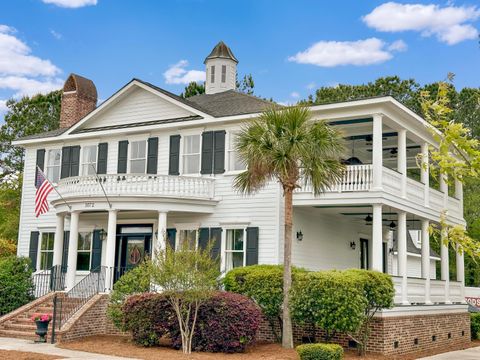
[221,65,226,83]
[210,65,215,83]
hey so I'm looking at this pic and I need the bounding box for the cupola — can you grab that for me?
[204,41,238,95]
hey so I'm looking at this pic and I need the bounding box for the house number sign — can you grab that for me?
[84,202,95,208]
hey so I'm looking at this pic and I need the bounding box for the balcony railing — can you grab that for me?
[392,276,464,305]
[56,174,215,201]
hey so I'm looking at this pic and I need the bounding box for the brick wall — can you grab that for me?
[59,92,96,129]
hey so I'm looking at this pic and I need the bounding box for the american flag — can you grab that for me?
[35,167,54,218]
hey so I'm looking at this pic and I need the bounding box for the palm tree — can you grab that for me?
[234,106,345,348]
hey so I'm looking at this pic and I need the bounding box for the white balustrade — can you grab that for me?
[381,167,402,197]
[56,174,215,200]
[449,281,464,303]
[406,178,424,204]
[392,277,465,305]
[447,197,462,216]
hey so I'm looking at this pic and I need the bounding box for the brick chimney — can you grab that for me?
[60,74,97,128]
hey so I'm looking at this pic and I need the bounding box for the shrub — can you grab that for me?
[107,261,152,330]
[296,343,344,360]
[0,238,16,259]
[0,256,34,316]
[471,313,480,340]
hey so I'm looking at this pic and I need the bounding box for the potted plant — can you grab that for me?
[31,313,52,343]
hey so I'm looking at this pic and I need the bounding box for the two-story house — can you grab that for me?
[9,42,469,354]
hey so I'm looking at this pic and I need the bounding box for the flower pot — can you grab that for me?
[35,320,50,343]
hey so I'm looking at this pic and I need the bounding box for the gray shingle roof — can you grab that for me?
[16,128,69,141]
[188,90,276,117]
[393,231,440,258]
[204,41,238,64]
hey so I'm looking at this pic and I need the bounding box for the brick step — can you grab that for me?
[0,329,38,341]
[3,323,37,331]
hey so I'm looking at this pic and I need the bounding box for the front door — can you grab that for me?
[360,238,369,270]
[114,224,153,283]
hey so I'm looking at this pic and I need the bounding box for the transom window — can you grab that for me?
[39,232,54,270]
[77,232,92,271]
[210,65,215,83]
[82,145,97,175]
[183,135,201,174]
[221,65,226,83]
[228,132,246,171]
[225,229,245,271]
[130,140,147,173]
[46,149,61,183]
[178,230,197,250]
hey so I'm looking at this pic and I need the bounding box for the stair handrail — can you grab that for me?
[31,265,65,299]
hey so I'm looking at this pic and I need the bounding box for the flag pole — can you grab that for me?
[89,164,112,209]
[36,165,71,210]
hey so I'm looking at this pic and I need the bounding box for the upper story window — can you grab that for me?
[228,132,246,171]
[183,135,201,174]
[210,65,215,83]
[46,149,61,183]
[82,145,97,175]
[225,228,245,272]
[77,232,92,271]
[39,232,54,270]
[130,140,147,173]
[221,65,226,83]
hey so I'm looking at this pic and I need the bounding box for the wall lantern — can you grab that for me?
[99,229,107,241]
[389,221,396,230]
[350,241,356,250]
[364,214,373,226]
[296,231,303,241]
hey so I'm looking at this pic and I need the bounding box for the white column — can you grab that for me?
[53,213,65,266]
[156,211,168,253]
[66,211,80,290]
[455,178,464,211]
[421,219,432,304]
[372,114,383,190]
[456,244,465,300]
[371,204,383,271]
[421,143,430,207]
[104,209,118,292]
[440,227,450,304]
[440,173,448,206]
[397,129,407,198]
[398,211,409,305]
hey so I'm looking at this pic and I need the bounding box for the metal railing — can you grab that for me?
[32,265,65,298]
[52,266,106,342]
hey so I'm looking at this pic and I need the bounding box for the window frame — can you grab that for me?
[38,232,55,271]
[81,144,98,176]
[76,231,93,272]
[227,131,246,173]
[128,139,147,174]
[210,65,215,84]
[181,134,202,175]
[45,148,62,184]
[221,65,226,83]
[223,227,247,273]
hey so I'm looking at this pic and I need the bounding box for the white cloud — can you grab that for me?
[50,29,62,40]
[363,2,480,45]
[163,60,205,85]
[290,91,300,98]
[288,38,397,67]
[388,39,407,52]
[0,76,63,98]
[42,0,97,8]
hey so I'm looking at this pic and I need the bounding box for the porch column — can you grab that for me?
[397,129,407,198]
[104,209,118,292]
[421,219,432,304]
[52,213,65,266]
[372,114,383,190]
[371,204,383,271]
[456,244,465,300]
[398,211,409,305]
[440,227,451,304]
[66,211,80,290]
[455,178,463,211]
[440,173,448,207]
[421,143,430,207]
[156,211,168,253]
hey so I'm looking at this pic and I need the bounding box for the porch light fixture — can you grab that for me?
[389,221,396,230]
[296,231,303,241]
[350,241,356,250]
[99,229,107,241]
[364,214,372,225]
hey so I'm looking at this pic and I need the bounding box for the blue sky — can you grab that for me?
[0,0,479,117]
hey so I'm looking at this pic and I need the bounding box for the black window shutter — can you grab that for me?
[147,137,159,174]
[166,228,176,250]
[35,149,45,186]
[70,145,81,177]
[246,227,259,266]
[62,231,69,273]
[117,140,129,174]
[210,227,222,262]
[60,146,71,179]
[213,130,226,174]
[168,135,181,175]
[201,131,214,175]
[198,228,210,251]
[29,231,39,271]
[97,143,108,174]
[91,230,102,271]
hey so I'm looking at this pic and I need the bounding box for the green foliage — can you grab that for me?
[0,91,61,177]
[180,81,205,98]
[296,343,344,360]
[0,256,34,316]
[471,313,480,340]
[236,74,255,95]
[0,174,22,242]
[0,238,16,258]
[290,271,367,337]
[107,261,152,330]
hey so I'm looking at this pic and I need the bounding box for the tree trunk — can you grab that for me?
[282,188,294,348]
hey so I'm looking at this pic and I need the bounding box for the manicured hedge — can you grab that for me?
[471,313,480,340]
[122,291,262,353]
[296,343,344,360]
[0,256,34,316]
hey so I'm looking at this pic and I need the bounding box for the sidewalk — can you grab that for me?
[0,337,138,360]
[418,346,480,360]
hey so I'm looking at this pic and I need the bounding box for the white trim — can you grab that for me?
[222,227,247,273]
[376,304,468,318]
[128,139,147,174]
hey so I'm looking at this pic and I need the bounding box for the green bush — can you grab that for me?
[0,256,34,316]
[107,261,152,330]
[471,313,480,340]
[296,343,343,360]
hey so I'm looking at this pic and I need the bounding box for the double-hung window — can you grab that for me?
[130,140,147,173]
[39,232,54,270]
[77,232,92,271]
[228,132,245,171]
[178,229,197,250]
[225,229,245,271]
[82,145,97,175]
[183,135,201,174]
[210,65,215,83]
[46,149,61,183]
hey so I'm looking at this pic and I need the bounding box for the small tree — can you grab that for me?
[150,241,220,354]
[0,256,34,316]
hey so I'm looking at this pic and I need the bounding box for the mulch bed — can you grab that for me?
[0,349,63,360]
[58,335,480,360]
